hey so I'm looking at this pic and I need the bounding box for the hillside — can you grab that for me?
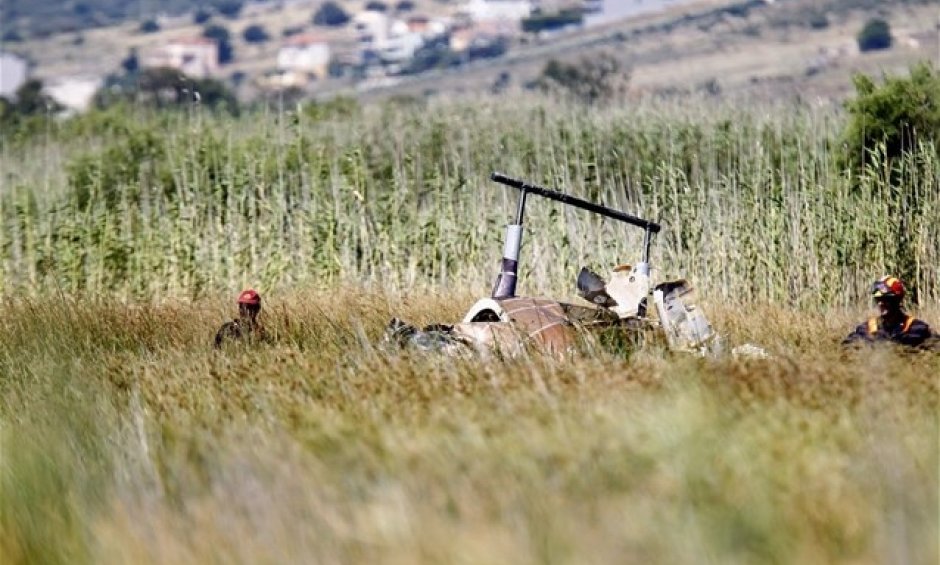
[4,0,454,96]
[0,0,395,39]
[2,0,937,106]
[345,0,940,102]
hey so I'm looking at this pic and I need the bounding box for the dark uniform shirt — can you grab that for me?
[213,319,269,348]
[842,315,933,349]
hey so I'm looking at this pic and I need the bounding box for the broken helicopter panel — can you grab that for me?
[387,173,721,357]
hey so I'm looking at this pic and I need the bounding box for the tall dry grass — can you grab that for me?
[0,93,937,564]
[0,292,937,564]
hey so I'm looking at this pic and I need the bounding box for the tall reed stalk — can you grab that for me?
[0,96,937,306]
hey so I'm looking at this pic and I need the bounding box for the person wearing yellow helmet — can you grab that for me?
[843,276,933,348]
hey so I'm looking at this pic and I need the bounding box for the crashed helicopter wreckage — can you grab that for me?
[387,172,723,358]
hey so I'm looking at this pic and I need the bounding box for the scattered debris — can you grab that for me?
[388,173,727,358]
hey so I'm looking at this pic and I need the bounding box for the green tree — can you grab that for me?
[857,18,891,52]
[202,24,234,64]
[313,1,350,27]
[121,48,139,73]
[12,79,61,115]
[95,67,238,113]
[242,24,269,43]
[842,62,940,170]
[2,29,23,42]
[841,62,940,302]
[216,0,243,19]
[0,79,61,136]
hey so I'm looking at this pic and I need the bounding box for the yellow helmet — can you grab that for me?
[871,275,905,300]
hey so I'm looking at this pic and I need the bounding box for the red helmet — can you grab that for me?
[871,276,904,300]
[237,289,261,306]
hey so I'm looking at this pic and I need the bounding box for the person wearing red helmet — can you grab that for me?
[214,289,269,348]
[843,275,933,348]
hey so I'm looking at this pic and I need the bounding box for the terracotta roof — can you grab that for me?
[283,33,328,47]
[169,37,217,46]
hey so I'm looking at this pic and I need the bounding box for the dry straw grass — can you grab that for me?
[0,291,936,564]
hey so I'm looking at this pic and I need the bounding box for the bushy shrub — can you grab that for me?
[857,18,891,52]
[242,24,269,43]
[531,54,626,104]
[522,9,583,33]
[2,29,24,42]
[9,79,60,116]
[807,11,829,30]
[193,8,212,24]
[138,18,160,33]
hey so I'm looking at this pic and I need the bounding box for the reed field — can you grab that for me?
[0,93,938,564]
[1,95,938,304]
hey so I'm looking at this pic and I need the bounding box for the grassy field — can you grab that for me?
[0,88,938,563]
[0,291,937,564]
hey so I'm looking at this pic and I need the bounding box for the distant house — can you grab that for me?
[406,15,449,39]
[44,76,102,115]
[0,52,28,98]
[352,10,391,46]
[375,31,424,65]
[449,20,516,52]
[277,34,331,79]
[352,10,427,68]
[407,15,431,34]
[459,0,533,22]
[143,38,220,78]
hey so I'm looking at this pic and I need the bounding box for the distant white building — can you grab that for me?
[375,32,424,64]
[45,76,102,114]
[352,10,427,67]
[272,34,331,88]
[352,10,391,45]
[143,38,219,78]
[0,52,28,98]
[460,0,533,22]
[450,20,515,52]
[277,34,331,78]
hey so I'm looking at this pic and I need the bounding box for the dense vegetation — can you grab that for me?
[1,0,231,38]
[0,63,937,565]
[1,72,938,304]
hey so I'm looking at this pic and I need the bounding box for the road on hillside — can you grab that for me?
[585,0,697,27]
